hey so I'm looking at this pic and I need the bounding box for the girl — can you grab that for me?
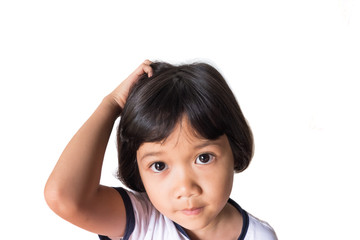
[45,60,277,240]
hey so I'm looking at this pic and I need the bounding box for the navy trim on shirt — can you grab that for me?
[174,198,250,240]
[228,198,250,240]
[174,221,191,238]
[98,187,135,240]
[99,189,249,240]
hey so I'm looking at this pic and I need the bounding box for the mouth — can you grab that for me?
[181,207,203,216]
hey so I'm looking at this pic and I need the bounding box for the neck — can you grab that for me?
[184,203,243,240]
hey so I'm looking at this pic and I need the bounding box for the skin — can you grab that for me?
[44,60,243,239]
[137,118,243,239]
[44,60,153,237]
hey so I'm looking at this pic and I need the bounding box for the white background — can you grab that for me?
[1,1,359,239]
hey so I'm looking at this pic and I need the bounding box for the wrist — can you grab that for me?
[101,95,123,118]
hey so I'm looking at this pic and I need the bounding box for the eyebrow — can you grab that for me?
[193,139,223,149]
[139,151,165,162]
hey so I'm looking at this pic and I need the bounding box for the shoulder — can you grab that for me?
[125,188,154,213]
[228,199,277,240]
[110,188,188,240]
[245,213,278,240]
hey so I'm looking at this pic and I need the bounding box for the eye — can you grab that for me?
[150,162,168,173]
[195,153,215,165]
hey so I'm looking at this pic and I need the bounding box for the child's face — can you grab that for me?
[136,117,234,232]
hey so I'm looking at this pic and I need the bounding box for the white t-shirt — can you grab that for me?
[99,188,277,240]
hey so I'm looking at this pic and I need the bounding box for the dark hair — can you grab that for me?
[117,62,253,192]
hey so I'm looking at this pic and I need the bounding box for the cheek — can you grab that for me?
[141,175,173,215]
[137,167,169,205]
[210,168,233,195]
[205,160,234,199]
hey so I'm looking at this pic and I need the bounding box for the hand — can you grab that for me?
[108,60,153,110]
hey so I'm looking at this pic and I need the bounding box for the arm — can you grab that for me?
[44,60,153,237]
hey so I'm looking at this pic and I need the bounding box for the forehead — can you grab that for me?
[139,116,203,148]
[137,117,230,160]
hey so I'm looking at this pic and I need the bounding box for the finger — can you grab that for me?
[143,64,153,78]
[143,59,152,66]
[133,60,153,78]
[142,59,153,77]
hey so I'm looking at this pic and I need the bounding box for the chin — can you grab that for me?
[174,214,214,231]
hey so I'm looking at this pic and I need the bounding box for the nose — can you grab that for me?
[173,167,202,199]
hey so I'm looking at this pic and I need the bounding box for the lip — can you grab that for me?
[181,207,203,216]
